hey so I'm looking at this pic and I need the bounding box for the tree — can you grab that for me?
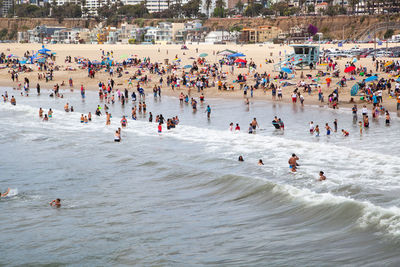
[384,29,394,39]
[204,0,212,17]
[235,0,244,13]
[348,0,359,14]
[213,0,225,17]
[244,3,263,16]
[307,4,315,13]
[182,0,200,17]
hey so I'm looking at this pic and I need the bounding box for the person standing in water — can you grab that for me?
[315,125,320,137]
[121,116,127,128]
[251,118,259,131]
[385,111,390,126]
[206,105,211,119]
[288,154,299,172]
[325,123,332,136]
[114,130,121,142]
[333,119,338,132]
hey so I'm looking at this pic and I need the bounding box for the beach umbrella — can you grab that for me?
[217,50,235,56]
[384,61,393,67]
[199,53,208,57]
[234,58,247,63]
[38,45,51,54]
[365,76,378,82]
[344,66,356,73]
[184,65,192,69]
[228,52,245,58]
[352,58,357,63]
[351,84,360,96]
[281,67,293,74]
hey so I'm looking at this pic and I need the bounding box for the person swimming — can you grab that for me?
[49,198,61,207]
[258,159,264,165]
[238,156,244,162]
[0,188,10,197]
[319,171,326,181]
[341,129,349,136]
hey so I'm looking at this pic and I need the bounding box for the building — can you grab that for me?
[55,0,81,5]
[25,25,67,43]
[144,22,173,43]
[239,26,282,43]
[1,0,14,17]
[204,30,238,44]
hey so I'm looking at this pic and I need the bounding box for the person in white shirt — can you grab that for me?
[309,121,314,133]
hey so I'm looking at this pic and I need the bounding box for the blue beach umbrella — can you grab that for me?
[351,83,360,96]
[281,67,293,74]
[365,76,378,82]
[228,53,245,58]
[396,77,400,82]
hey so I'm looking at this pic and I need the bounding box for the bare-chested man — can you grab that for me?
[288,154,299,172]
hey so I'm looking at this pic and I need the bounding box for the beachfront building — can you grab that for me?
[24,25,67,43]
[204,30,238,44]
[239,26,282,44]
[144,22,173,43]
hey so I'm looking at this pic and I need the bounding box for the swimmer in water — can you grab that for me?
[251,118,259,131]
[48,108,53,118]
[341,129,349,136]
[385,111,390,125]
[238,156,244,161]
[325,123,331,136]
[114,130,121,142]
[229,122,233,131]
[49,198,61,207]
[121,116,127,127]
[319,171,326,181]
[43,114,48,121]
[358,121,363,134]
[288,154,299,172]
[258,159,264,165]
[0,188,10,197]
[39,107,43,118]
[315,125,320,137]
[80,114,84,123]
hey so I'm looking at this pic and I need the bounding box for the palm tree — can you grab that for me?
[204,0,212,17]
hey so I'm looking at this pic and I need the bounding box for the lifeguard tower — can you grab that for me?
[274,45,320,71]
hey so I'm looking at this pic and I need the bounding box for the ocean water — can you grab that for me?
[1,88,400,266]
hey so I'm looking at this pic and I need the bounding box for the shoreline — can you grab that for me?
[4,80,400,116]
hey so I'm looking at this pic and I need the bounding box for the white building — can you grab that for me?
[204,30,237,44]
[55,0,81,5]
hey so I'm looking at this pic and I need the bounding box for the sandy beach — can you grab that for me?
[0,43,398,111]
